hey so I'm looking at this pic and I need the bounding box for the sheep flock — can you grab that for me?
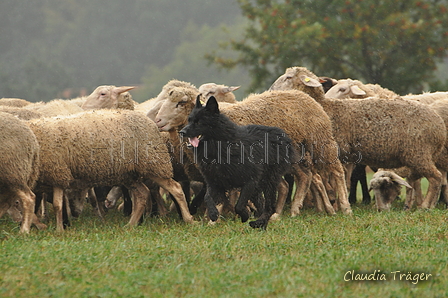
[1,66,448,233]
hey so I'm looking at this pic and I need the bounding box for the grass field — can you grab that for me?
[1,177,447,297]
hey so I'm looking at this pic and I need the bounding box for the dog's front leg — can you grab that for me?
[204,186,220,222]
[235,181,257,223]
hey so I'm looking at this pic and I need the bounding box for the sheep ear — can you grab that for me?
[299,75,321,87]
[113,86,136,95]
[222,86,240,93]
[350,85,366,96]
[195,95,203,108]
[205,96,219,114]
[390,173,413,189]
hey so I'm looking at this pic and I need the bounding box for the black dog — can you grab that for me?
[179,96,297,229]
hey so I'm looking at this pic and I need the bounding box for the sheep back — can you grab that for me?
[0,112,40,189]
[320,97,446,168]
[29,110,173,189]
[0,98,32,107]
[221,90,339,167]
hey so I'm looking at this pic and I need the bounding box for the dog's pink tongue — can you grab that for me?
[189,137,200,147]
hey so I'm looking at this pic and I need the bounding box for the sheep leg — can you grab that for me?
[270,178,289,221]
[439,172,448,207]
[330,163,352,215]
[52,187,64,232]
[17,189,36,233]
[290,164,312,217]
[416,165,442,209]
[312,174,336,215]
[87,187,105,219]
[312,183,324,213]
[127,182,149,226]
[150,176,194,224]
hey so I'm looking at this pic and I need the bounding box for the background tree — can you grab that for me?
[0,0,247,101]
[207,0,448,94]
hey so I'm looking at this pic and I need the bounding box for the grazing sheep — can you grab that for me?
[270,66,446,210]
[198,83,240,103]
[0,112,40,233]
[28,109,194,231]
[369,170,412,211]
[0,98,32,107]
[155,86,352,217]
[81,85,136,110]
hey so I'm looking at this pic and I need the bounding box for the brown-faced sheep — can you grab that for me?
[270,66,446,210]
[81,85,136,110]
[0,112,40,233]
[198,83,240,103]
[155,86,352,217]
[28,109,194,231]
[369,170,412,211]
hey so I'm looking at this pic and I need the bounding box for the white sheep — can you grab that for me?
[28,109,194,231]
[81,85,136,110]
[0,98,32,107]
[0,112,40,233]
[270,66,446,210]
[144,80,196,120]
[198,83,240,103]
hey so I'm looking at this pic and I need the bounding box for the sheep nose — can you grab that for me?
[155,118,161,124]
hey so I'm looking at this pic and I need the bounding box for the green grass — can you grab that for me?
[1,178,447,297]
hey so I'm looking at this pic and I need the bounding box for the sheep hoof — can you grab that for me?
[269,213,281,221]
[35,223,48,230]
[290,209,300,217]
[343,208,353,216]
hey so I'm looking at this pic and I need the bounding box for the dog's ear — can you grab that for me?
[205,96,219,114]
[195,95,203,108]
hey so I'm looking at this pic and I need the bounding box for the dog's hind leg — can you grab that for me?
[250,182,277,230]
[235,181,257,223]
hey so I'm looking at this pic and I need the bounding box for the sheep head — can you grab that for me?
[369,170,412,211]
[154,86,199,132]
[146,80,196,120]
[199,83,240,103]
[325,79,367,99]
[81,85,136,110]
[269,66,325,101]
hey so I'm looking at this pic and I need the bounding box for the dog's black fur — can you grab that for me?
[179,96,297,229]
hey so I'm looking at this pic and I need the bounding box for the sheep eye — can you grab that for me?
[176,100,187,108]
[339,88,346,93]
